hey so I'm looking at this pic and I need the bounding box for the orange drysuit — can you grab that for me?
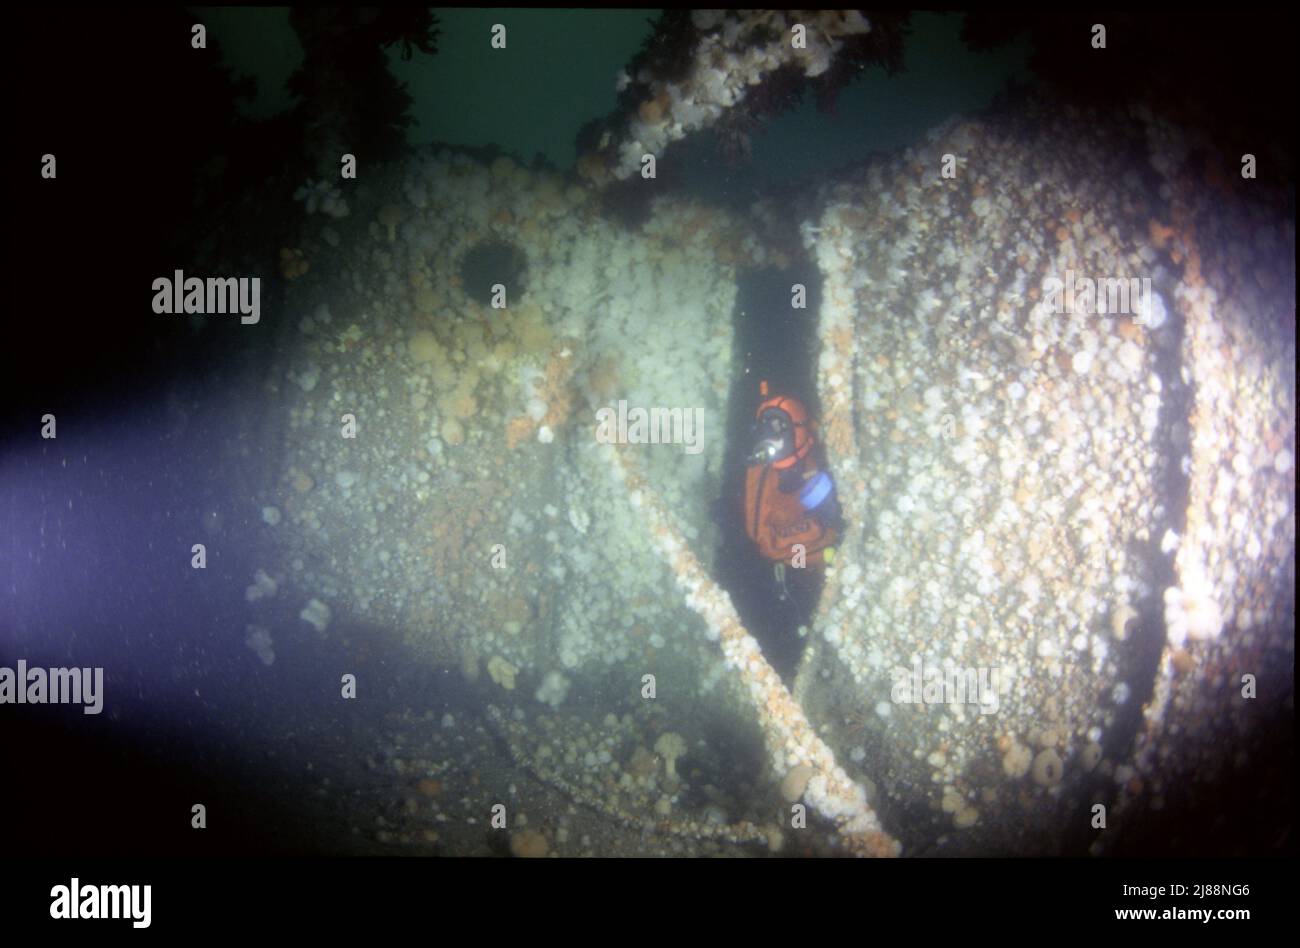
[744,464,838,568]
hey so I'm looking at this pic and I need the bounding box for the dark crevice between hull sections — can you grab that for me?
[714,262,824,683]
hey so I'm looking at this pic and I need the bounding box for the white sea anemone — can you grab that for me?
[1163,580,1223,645]
[245,626,275,666]
[654,732,687,780]
[1140,289,1168,329]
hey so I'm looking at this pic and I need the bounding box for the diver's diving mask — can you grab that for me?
[747,408,795,465]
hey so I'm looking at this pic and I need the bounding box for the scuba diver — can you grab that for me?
[743,382,843,616]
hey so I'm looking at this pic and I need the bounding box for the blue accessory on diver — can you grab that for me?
[799,470,833,511]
